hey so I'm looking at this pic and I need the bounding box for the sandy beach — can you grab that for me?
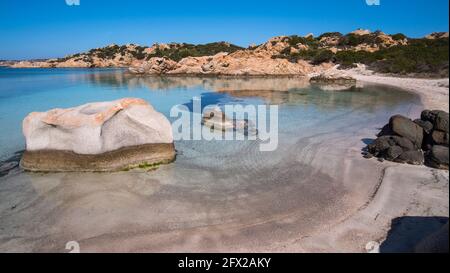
[0,72,447,253]
[346,65,449,112]
[284,70,450,252]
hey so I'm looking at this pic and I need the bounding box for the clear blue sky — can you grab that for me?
[0,0,448,60]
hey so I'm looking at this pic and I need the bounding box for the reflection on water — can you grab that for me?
[80,70,419,110]
[181,92,244,113]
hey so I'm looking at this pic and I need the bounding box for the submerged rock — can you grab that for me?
[201,108,257,135]
[21,98,176,172]
[202,108,235,132]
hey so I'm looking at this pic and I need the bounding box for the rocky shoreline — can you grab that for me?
[365,110,449,169]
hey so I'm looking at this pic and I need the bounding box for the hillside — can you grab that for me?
[5,30,449,77]
[8,42,244,68]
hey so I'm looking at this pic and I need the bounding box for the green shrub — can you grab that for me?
[391,33,407,41]
[335,38,449,75]
[318,32,343,40]
[286,35,319,49]
[145,42,243,61]
[312,50,335,64]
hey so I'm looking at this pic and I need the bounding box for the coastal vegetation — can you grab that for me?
[273,33,449,76]
[146,42,243,61]
[336,38,449,75]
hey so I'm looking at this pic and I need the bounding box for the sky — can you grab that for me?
[0,0,448,60]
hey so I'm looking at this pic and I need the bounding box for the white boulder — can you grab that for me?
[21,98,175,171]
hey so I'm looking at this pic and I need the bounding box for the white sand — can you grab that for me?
[285,67,450,252]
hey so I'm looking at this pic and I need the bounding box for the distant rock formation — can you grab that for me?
[351,29,372,36]
[129,51,330,76]
[365,110,449,169]
[425,32,449,40]
[21,98,175,172]
[309,69,357,85]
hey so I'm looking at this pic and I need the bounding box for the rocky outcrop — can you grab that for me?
[130,50,329,76]
[365,110,449,169]
[425,32,449,40]
[11,44,147,68]
[21,98,175,172]
[351,29,372,36]
[309,69,357,89]
[128,57,178,74]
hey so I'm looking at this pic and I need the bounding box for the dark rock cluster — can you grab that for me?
[364,110,449,169]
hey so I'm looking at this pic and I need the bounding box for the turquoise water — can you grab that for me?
[0,67,420,161]
[0,67,425,251]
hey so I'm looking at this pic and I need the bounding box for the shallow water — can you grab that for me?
[0,67,419,161]
[0,68,422,251]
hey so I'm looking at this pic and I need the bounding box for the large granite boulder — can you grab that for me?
[388,115,423,148]
[431,130,449,146]
[414,119,433,134]
[434,111,449,132]
[427,145,449,170]
[421,110,449,132]
[367,135,415,157]
[395,150,425,165]
[21,98,176,172]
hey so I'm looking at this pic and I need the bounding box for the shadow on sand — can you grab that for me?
[380,216,449,253]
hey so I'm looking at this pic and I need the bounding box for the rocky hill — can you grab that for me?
[9,42,243,68]
[6,29,449,77]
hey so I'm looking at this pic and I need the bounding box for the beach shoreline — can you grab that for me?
[345,67,449,112]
